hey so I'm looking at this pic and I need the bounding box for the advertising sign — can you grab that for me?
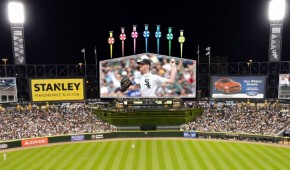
[71,135,85,141]
[21,138,48,147]
[30,78,85,101]
[210,76,266,99]
[184,132,196,138]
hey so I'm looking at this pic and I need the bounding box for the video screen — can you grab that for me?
[278,74,290,99]
[210,76,266,99]
[0,77,17,103]
[99,53,196,98]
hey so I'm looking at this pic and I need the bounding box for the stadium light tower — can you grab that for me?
[268,0,286,62]
[8,1,26,65]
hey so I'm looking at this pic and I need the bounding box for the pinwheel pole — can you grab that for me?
[143,24,150,52]
[155,25,161,54]
[166,27,173,56]
[178,30,185,58]
[119,27,126,57]
[131,25,138,54]
[108,31,115,58]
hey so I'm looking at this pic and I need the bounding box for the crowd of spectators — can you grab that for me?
[0,103,117,141]
[180,102,290,136]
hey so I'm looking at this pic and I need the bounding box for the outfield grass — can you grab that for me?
[0,139,290,170]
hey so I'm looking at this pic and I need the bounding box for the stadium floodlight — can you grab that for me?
[268,0,286,62]
[269,0,285,21]
[8,2,25,24]
[7,1,26,65]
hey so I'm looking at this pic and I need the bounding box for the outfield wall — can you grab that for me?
[1,131,289,150]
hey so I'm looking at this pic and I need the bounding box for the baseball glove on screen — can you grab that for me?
[120,76,132,92]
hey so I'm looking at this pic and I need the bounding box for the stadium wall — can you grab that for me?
[1,131,290,150]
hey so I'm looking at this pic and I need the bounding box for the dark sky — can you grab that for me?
[0,0,289,64]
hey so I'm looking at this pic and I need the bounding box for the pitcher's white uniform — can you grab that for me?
[140,73,167,97]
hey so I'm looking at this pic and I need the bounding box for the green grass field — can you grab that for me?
[0,139,290,170]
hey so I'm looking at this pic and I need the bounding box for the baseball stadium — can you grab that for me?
[1,1,290,170]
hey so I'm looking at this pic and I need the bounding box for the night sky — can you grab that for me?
[0,0,289,65]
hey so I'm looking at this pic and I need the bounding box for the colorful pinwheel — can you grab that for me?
[166,27,173,56]
[178,30,185,58]
[108,31,115,58]
[155,25,161,54]
[119,27,126,56]
[131,25,138,54]
[143,24,150,52]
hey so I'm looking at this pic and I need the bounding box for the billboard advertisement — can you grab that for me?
[100,53,196,98]
[184,132,196,138]
[30,78,85,102]
[71,135,85,142]
[0,77,17,103]
[210,76,266,99]
[278,74,290,99]
[21,138,48,147]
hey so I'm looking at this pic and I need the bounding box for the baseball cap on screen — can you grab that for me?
[138,59,151,66]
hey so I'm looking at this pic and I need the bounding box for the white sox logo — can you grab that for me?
[144,79,151,89]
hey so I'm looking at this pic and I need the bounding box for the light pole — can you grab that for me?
[247,59,252,74]
[8,1,26,65]
[2,58,8,77]
[268,0,286,62]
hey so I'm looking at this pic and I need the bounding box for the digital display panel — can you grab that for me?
[210,76,266,99]
[278,74,290,99]
[0,77,17,103]
[99,53,196,98]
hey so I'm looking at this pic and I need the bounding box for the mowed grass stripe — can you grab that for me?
[234,142,266,169]
[85,142,117,169]
[146,140,153,170]
[161,140,174,170]
[1,146,37,170]
[97,141,121,170]
[4,146,46,170]
[171,140,189,170]
[109,141,128,170]
[156,140,166,170]
[138,140,147,170]
[261,145,290,168]
[223,142,253,169]
[188,140,208,169]
[204,141,230,170]
[151,140,160,170]
[167,140,181,169]
[66,143,93,170]
[47,144,79,170]
[248,144,285,169]
[211,141,245,170]
[76,142,102,169]
[34,144,71,170]
[59,143,89,170]
[132,140,142,169]
[124,140,137,170]
[182,140,203,169]
[15,146,51,170]
[273,146,290,159]
[194,141,216,169]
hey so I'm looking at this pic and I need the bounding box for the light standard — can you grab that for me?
[268,0,286,62]
[8,1,26,65]
[2,59,8,77]
[247,59,252,74]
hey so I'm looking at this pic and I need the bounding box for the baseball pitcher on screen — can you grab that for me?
[121,55,177,97]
